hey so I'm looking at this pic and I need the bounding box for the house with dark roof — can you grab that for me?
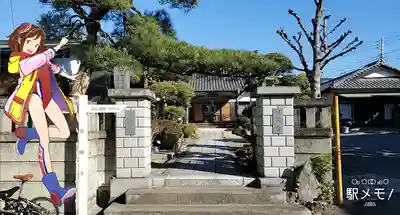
[322,60,400,127]
[186,74,333,123]
[187,73,250,123]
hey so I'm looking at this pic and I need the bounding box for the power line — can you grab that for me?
[9,0,15,29]
[326,57,379,75]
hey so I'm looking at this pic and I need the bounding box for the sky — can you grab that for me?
[1,0,399,78]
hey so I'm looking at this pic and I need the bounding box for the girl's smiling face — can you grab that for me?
[22,36,41,54]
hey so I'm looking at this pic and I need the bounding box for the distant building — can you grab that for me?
[322,61,400,127]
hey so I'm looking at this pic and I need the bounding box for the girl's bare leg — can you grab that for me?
[29,96,75,206]
[15,98,70,154]
[45,99,70,139]
[28,94,53,174]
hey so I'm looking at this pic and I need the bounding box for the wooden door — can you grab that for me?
[230,102,237,120]
[221,103,231,121]
[193,103,203,122]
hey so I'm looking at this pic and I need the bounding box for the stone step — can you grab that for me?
[110,177,285,199]
[125,186,286,204]
[104,203,311,215]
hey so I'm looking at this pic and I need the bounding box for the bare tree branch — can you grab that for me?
[326,18,346,37]
[131,6,142,16]
[288,9,313,45]
[322,39,363,69]
[320,15,330,51]
[343,37,360,50]
[71,4,89,21]
[99,27,116,45]
[277,29,309,72]
[321,30,352,61]
[293,32,310,71]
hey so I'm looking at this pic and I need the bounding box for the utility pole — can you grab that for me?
[379,37,384,62]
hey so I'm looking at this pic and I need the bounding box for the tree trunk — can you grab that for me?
[70,71,90,97]
[312,64,322,99]
[70,7,106,97]
[141,66,150,88]
[184,106,189,123]
[85,8,105,46]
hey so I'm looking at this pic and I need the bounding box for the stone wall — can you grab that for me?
[253,87,300,178]
[293,98,333,179]
[109,89,155,179]
[0,97,113,214]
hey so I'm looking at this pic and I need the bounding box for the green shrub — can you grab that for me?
[310,154,334,203]
[165,105,185,120]
[160,120,183,150]
[182,123,198,138]
[150,82,194,107]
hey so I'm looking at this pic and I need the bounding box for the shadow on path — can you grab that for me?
[151,131,252,177]
[337,128,400,215]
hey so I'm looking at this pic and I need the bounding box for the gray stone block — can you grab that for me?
[286,136,295,146]
[137,100,151,108]
[116,117,124,127]
[282,126,294,135]
[286,157,294,167]
[116,148,131,158]
[138,157,151,168]
[116,158,124,168]
[263,126,273,136]
[116,138,124,148]
[137,137,152,147]
[278,147,294,157]
[263,167,280,178]
[263,116,271,125]
[262,147,279,156]
[253,86,301,96]
[116,127,151,138]
[108,89,156,102]
[271,136,286,146]
[285,115,294,126]
[270,98,285,105]
[134,108,151,118]
[124,100,138,107]
[285,97,294,105]
[262,106,277,115]
[116,168,131,178]
[124,138,138,147]
[137,118,151,127]
[124,158,139,168]
[256,155,271,167]
[271,157,287,167]
[282,106,293,115]
[131,167,151,177]
[295,138,332,153]
[131,148,150,157]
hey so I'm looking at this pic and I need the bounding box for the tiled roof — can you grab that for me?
[188,73,246,92]
[321,61,400,91]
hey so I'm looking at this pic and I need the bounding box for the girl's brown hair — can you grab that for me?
[8,23,46,53]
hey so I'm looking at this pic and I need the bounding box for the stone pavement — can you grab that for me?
[105,127,313,214]
[338,128,400,215]
[150,128,254,185]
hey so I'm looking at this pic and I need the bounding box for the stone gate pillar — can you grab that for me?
[253,86,300,178]
[109,89,156,178]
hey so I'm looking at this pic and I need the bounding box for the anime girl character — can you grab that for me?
[4,23,78,206]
